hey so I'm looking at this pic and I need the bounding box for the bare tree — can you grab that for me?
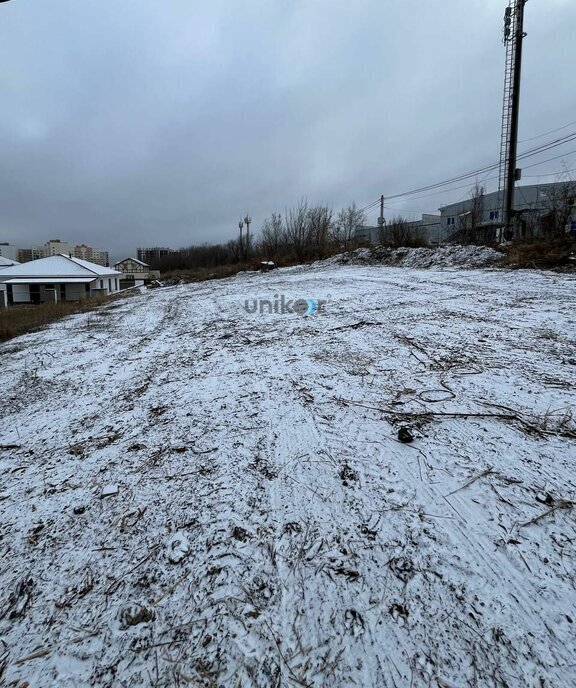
[378,216,427,247]
[541,176,576,238]
[285,199,309,262]
[332,203,366,250]
[307,204,333,258]
[261,212,284,259]
[455,183,485,243]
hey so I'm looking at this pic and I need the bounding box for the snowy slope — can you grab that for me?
[0,265,575,688]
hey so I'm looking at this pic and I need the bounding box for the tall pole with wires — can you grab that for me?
[500,0,528,240]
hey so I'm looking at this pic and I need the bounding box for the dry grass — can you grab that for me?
[160,264,248,282]
[160,249,348,282]
[503,237,576,270]
[0,295,116,343]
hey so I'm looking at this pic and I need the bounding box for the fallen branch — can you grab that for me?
[105,544,161,595]
[519,500,575,528]
[445,466,496,497]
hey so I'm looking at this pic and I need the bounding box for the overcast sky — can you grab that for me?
[1,0,575,259]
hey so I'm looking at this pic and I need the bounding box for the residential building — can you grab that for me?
[137,247,174,264]
[17,248,33,263]
[113,257,160,288]
[0,243,19,262]
[0,254,121,306]
[72,244,109,266]
[32,239,71,259]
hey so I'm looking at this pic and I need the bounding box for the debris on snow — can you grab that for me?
[166,531,190,563]
[119,602,155,629]
[100,484,119,498]
[0,264,575,687]
[397,426,414,443]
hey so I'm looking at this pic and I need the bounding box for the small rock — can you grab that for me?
[397,427,414,443]
[73,505,86,515]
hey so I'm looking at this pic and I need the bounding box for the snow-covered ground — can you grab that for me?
[1,264,575,687]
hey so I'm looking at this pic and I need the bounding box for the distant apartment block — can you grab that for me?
[0,243,19,262]
[18,248,33,263]
[32,239,71,259]
[72,244,109,266]
[137,247,174,264]
[3,239,112,266]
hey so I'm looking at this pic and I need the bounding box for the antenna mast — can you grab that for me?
[498,0,527,240]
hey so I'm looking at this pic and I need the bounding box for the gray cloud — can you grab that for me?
[1,0,575,259]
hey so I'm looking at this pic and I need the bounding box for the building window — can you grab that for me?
[489,210,500,221]
[99,279,103,289]
[446,217,455,226]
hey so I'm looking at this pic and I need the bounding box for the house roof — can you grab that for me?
[0,254,121,281]
[2,277,96,285]
[113,257,149,268]
[0,256,20,267]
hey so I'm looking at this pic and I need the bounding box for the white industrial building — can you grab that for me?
[0,254,121,306]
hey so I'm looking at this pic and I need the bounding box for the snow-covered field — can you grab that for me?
[1,264,575,688]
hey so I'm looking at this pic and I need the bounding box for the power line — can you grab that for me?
[518,120,576,143]
[521,148,576,171]
[524,167,576,178]
[358,130,576,213]
[383,156,576,209]
[384,131,576,201]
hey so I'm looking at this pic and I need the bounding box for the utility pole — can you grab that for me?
[499,0,528,240]
[378,195,385,241]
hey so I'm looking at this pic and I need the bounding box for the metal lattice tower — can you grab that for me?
[498,3,516,199]
[498,0,527,237]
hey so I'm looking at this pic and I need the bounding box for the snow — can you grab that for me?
[0,263,575,687]
[0,257,20,268]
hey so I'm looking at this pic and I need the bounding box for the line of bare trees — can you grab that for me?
[150,200,367,272]
[260,200,367,262]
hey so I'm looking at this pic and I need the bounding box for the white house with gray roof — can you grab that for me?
[0,254,121,306]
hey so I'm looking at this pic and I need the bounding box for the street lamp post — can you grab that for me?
[244,215,252,261]
[238,220,244,262]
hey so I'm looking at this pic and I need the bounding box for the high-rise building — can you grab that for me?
[72,244,109,266]
[137,247,174,264]
[0,243,19,261]
[17,248,33,263]
[33,239,71,257]
[23,239,109,266]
